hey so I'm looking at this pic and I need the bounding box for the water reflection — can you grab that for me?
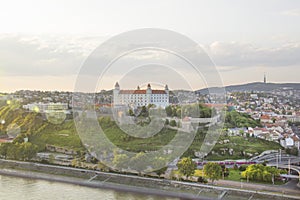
[0,175,177,200]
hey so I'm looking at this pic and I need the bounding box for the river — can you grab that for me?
[0,175,178,200]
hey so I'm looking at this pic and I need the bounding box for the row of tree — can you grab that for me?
[225,110,261,128]
[176,158,288,185]
[0,142,38,161]
[165,104,214,118]
[176,157,224,184]
[241,164,286,183]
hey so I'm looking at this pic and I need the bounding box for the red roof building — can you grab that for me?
[113,83,169,108]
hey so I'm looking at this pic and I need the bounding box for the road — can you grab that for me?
[282,179,300,190]
[215,179,300,197]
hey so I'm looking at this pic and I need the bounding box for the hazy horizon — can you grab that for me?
[2,80,300,94]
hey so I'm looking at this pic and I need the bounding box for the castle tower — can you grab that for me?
[146,83,152,104]
[165,84,169,95]
[165,84,170,107]
[146,83,152,93]
[113,82,120,106]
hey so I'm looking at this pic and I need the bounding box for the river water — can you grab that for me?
[0,175,178,200]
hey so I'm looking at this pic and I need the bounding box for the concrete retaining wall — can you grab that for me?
[0,159,299,200]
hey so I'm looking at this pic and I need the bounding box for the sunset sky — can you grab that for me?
[0,0,299,92]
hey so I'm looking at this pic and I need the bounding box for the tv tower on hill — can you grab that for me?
[264,73,267,84]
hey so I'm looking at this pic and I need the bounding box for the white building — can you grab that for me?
[280,137,294,148]
[23,102,68,113]
[113,82,169,108]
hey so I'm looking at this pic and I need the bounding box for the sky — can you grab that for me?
[0,0,299,92]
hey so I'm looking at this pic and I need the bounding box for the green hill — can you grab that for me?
[0,101,83,151]
[0,101,283,161]
[205,135,283,160]
[197,82,300,94]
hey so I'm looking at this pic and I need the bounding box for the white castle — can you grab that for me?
[113,82,169,108]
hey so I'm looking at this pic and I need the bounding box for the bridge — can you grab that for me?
[250,151,300,188]
[251,152,300,165]
[268,163,300,188]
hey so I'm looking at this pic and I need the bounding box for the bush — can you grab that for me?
[165,119,169,125]
[224,171,230,177]
[170,120,177,127]
[286,147,299,156]
[239,165,247,171]
[197,176,208,183]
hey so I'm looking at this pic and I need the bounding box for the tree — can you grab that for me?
[3,142,38,161]
[98,162,110,172]
[6,144,20,160]
[241,164,282,183]
[203,162,222,184]
[140,106,148,117]
[12,134,26,144]
[220,164,230,178]
[128,109,134,116]
[177,157,196,179]
[199,104,212,118]
[286,147,299,156]
[225,111,261,128]
[154,166,167,177]
[20,142,38,161]
[165,119,169,125]
[0,143,12,159]
[170,120,177,127]
[165,106,173,117]
[71,159,79,167]
[113,153,129,171]
[129,152,147,173]
[176,108,181,117]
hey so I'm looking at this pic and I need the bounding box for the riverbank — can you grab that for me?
[0,159,300,200]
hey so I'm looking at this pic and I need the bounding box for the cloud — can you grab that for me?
[0,34,106,76]
[1,33,300,83]
[281,9,300,16]
[208,41,300,70]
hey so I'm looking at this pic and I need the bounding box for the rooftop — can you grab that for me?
[119,89,166,94]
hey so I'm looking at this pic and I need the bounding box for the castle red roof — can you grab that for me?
[120,90,166,94]
[152,90,166,94]
[119,90,146,94]
[119,90,166,95]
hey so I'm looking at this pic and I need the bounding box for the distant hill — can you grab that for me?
[196,82,300,94]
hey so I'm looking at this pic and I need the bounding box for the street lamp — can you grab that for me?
[288,158,291,175]
[247,173,249,183]
[279,149,282,163]
[276,152,279,168]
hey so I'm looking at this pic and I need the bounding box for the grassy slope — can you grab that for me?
[0,101,83,151]
[0,102,282,159]
[206,135,282,160]
[29,121,83,151]
[101,122,177,152]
